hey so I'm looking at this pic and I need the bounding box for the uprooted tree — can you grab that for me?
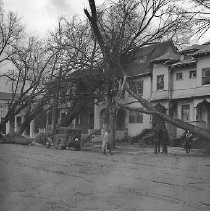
[84,0,210,147]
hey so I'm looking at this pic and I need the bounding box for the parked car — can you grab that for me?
[45,127,82,151]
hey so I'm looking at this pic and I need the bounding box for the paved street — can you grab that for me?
[0,144,210,211]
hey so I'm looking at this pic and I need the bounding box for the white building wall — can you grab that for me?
[176,99,194,137]
[152,64,169,92]
[172,68,198,90]
[151,64,170,101]
[197,56,210,86]
[94,75,153,138]
[122,76,152,137]
[94,54,210,139]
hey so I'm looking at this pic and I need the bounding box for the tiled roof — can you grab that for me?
[124,40,177,76]
[171,59,196,69]
[0,92,14,100]
[179,44,201,54]
[193,43,210,57]
[69,68,100,80]
[152,48,180,63]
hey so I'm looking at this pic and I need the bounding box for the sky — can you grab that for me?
[2,0,210,42]
[2,0,105,37]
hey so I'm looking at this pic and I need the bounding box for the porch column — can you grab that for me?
[6,121,11,134]
[22,116,27,136]
[94,100,101,129]
[14,116,18,133]
[193,106,197,122]
[30,119,35,138]
[73,119,76,128]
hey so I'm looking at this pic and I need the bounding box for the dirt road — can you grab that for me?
[0,144,209,211]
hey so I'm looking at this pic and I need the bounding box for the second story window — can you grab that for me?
[181,105,190,121]
[136,81,143,95]
[189,70,197,79]
[129,80,143,96]
[176,72,183,80]
[202,68,210,85]
[157,75,164,90]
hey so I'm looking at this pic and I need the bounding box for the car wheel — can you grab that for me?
[75,145,81,151]
[58,141,62,150]
[45,140,50,148]
[58,141,66,150]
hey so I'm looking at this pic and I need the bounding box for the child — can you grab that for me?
[185,131,192,153]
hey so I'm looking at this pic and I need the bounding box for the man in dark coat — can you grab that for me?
[162,129,169,154]
[154,128,162,154]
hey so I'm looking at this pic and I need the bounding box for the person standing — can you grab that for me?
[154,128,162,154]
[162,129,169,154]
[102,130,112,155]
[185,131,192,153]
[158,129,163,153]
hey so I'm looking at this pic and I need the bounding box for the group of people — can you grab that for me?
[101,127,193,155]
[154,128,193,154]
[154,128,169,154]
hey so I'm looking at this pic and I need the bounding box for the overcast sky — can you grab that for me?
[3,0,105,37]
[2,0,210,43]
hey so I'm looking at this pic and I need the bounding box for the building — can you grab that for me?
[0,67,96,137]
[94,40,178,139]
[94,41,210,141]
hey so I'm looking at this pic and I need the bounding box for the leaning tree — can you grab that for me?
[84,0,210,147]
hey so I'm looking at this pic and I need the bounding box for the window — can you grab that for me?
[181,105,190,121]
[157,75,164,90]
[184,55,193,60]
[129,110,143,123]
[202,68,210,85]
[136,81,143,95]
[129,80,143,96]
[176,72,183,80]
[196,107,202,121]
[189,70,197,79]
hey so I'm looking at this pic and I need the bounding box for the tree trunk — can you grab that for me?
[0,108,16,134]
[60,97,88,127]
[52,66,62,135]
[109,106,117,148]
[17,97,49,135]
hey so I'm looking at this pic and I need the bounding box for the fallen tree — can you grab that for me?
[119,82,210,140]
